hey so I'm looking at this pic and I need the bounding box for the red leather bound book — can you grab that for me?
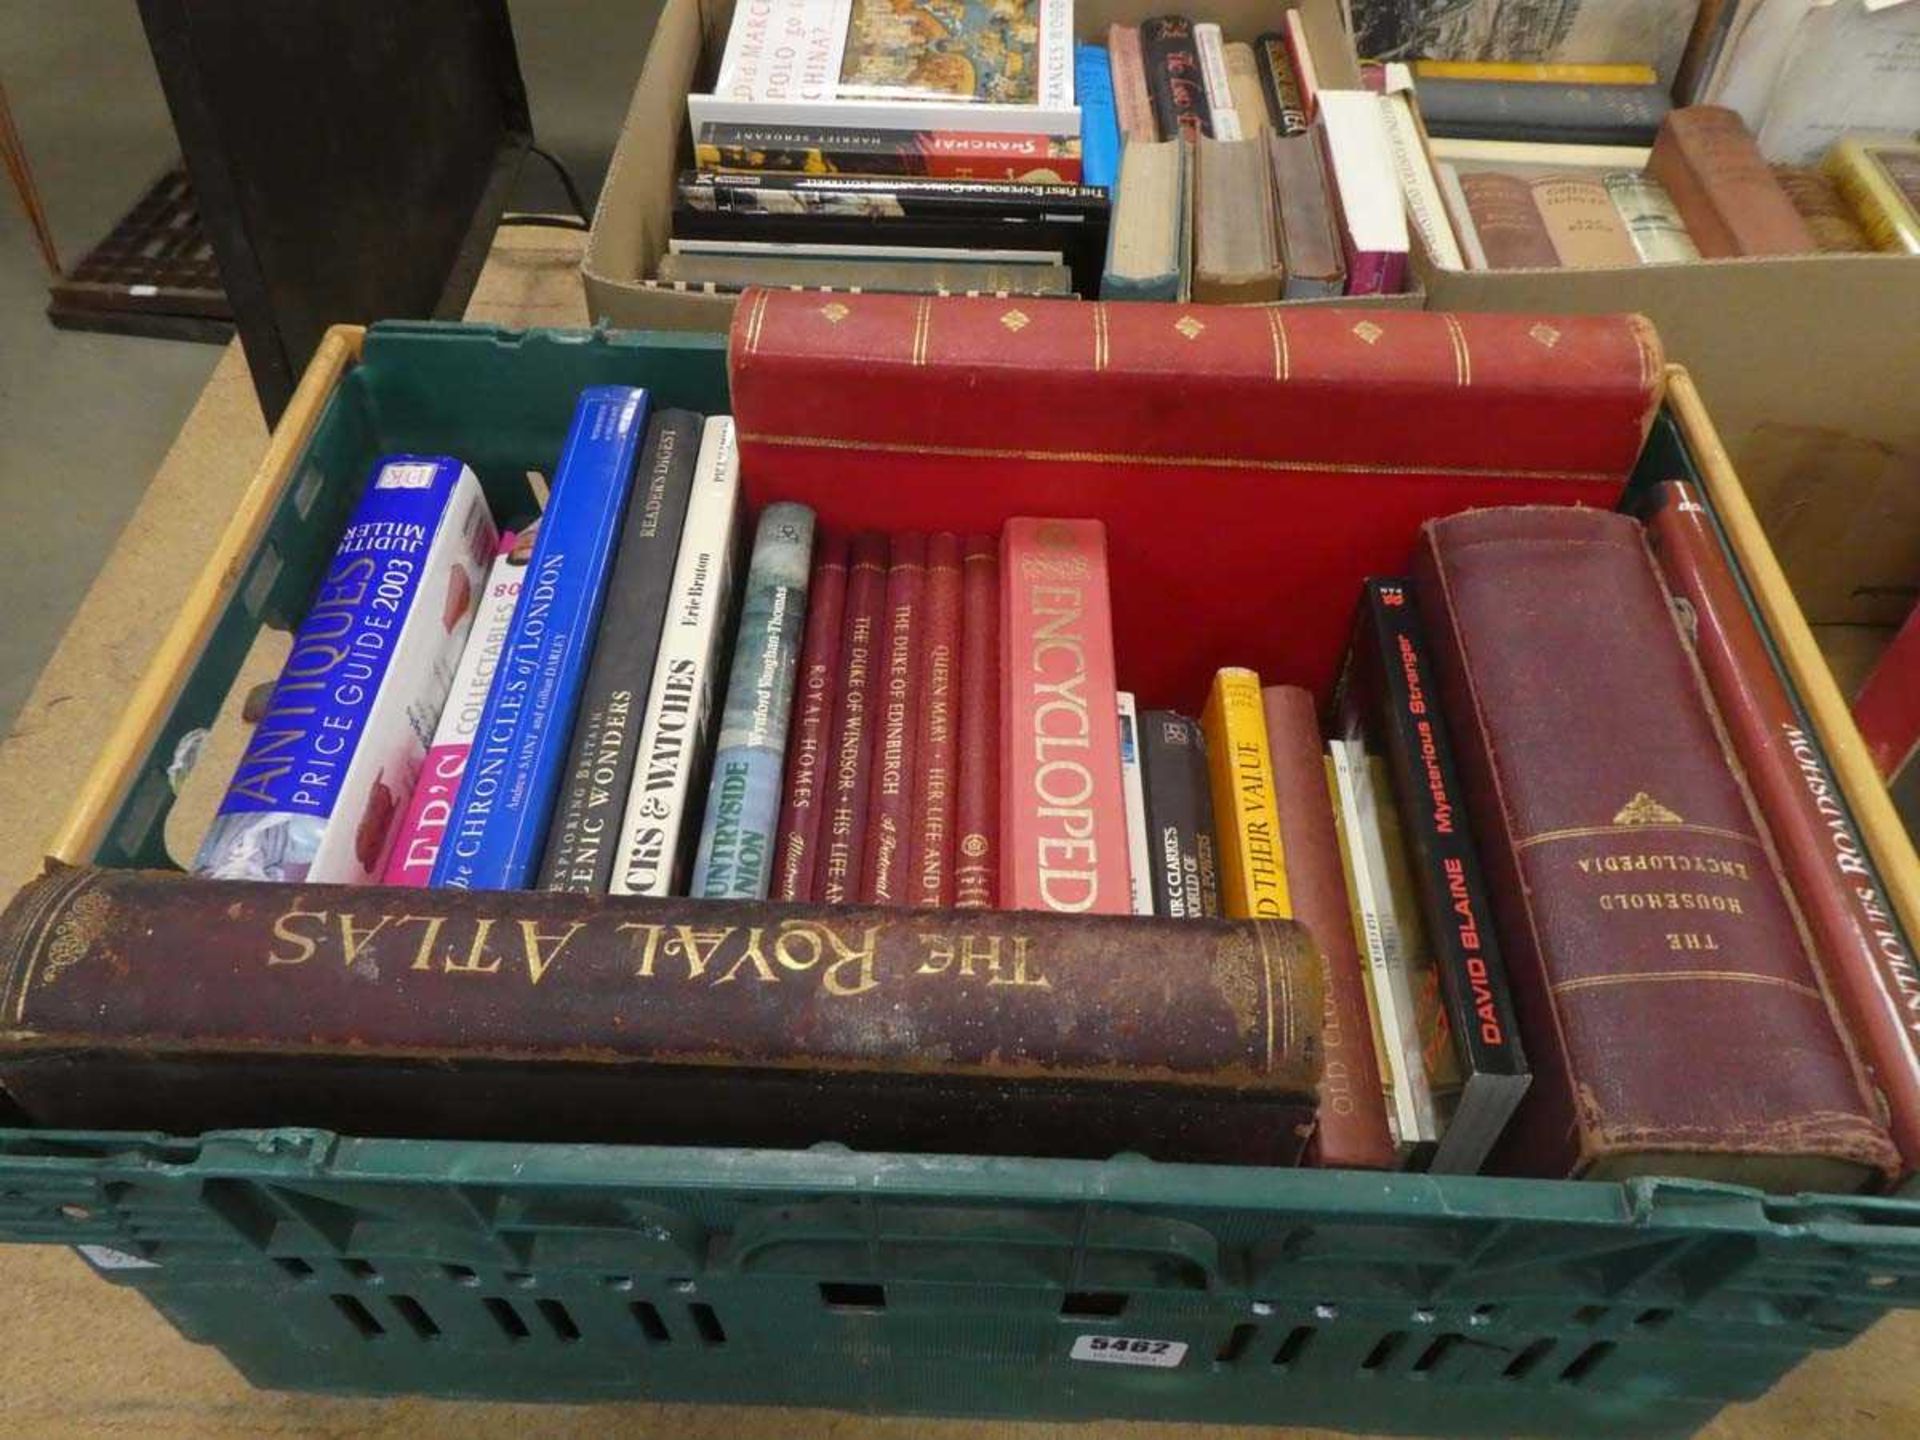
[1412,506,1896,1191]
[730,291,1663,704]
[862,535,927,904]
[1002,518,1131,916]
[910,534,964,907]
[772,536,848,902]
[816,533,889,904]
[1646,482,1920,1179]
[955,534,1000,909]
[1853,598,1920,784]
[1264,684,1396,1170]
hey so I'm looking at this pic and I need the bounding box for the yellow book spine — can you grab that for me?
[1823,137,1920,256]
[1201,668,1292,918]
[1409,59,1659,85]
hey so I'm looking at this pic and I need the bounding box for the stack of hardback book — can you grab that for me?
[5,291,1918,1200]
[657,0,1112,298]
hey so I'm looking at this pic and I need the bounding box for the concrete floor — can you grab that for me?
[0,0,653,737]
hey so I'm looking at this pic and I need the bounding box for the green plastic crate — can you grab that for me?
[5,320,1918,1437]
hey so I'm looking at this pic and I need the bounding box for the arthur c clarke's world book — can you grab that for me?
[1411,506,1897,1192]
[0,864,1326,1165]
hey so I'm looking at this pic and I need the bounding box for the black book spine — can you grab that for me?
[1141,17,1214,142]
[1254,34,1310,137]
[1140,711,1222,919]
[1351,580,1528,1089]
[1411,78,1670,147]
[538,409,704,893]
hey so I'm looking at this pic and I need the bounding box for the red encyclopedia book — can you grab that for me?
[1646,481,1920,1180]
[955,534,1000,909]
[1002,518,1132,916]
[862,535,927,904]
[816,533,889,904]
[1853,596,1920,788]
[909,533,964,907]
[772,535,849,901]
[1412,506,1896,1191]
[1264,684,1396,1170]
[730,291,1663,705]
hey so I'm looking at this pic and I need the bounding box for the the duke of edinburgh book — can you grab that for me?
[610,418,744,898]
[862,534,928,904]
[1331,736,1441,1158]
[1412,507,1895,1190]
[1646,481,1920,1182]
[1074,43,1119,190]
[540,410,702,894]
[1201,669,1291,921]
[432,391,648,891]
[1117,693,1154,916]
[773,537,850,902]
[1265,685,1396,1171]
[695,124,1084,183]
[953,534,1000,909]
[385,530,527,887]
[909,534,964,907]
[696,0,1078,138]
[1316,90,1411,294]
[693,503,817,900]
[1001,517,1131,915]
[0,864,1326,1165]
[1139,710,1220,920]
[1338,579,1529,1173]
[198,456,495,885]
[817,533,889,903]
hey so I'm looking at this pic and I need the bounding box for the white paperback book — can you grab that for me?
[1377,90,1465,270]
[1193,23,1243,141]
[696,0,1079,137]
[610,417,744,898]
[1316,90,1411,284]
[1116,693,1154,917]
[1331,738,1440,1152]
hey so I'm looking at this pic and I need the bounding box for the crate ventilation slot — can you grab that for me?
[1272,1326,1314,1369]
[820,1281,887,1312]
[689,1302,727,1345]
[1412,1334,1463,1374]
[390,1295,440,1340]
[341,1258,378,1282]
[1503,1338,1556,1380]
[1361,1331,1406,1372]
[1559,1341,1615,1385]
[275,1257,314,1281]
[537,1299,581,1342]
[1215,1323,1256,1365]
[1060,1291,1127,1318]
[331,1293,384,1339]
[485,1297,531,1341]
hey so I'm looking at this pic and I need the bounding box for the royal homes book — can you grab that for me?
[773,537,850,902]
[697,0,1078,138]
[611,418,745,898]
[385,530,527,887]
[1001,517,1130,915]
[197,455,496,885]
[540,409,702,894]
[693,503,817,900]
[432,389,650,891]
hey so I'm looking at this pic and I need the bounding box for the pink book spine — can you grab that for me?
[953,534,1001,909]
[1342,249,1409,296]
[771,535,849,901]
[861,533,928,904]
[381,532,524,886]
[999,517,1132,915]
[909,533,964,907]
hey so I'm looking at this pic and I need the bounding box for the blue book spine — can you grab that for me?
[1076,43,1120,192]
[431,386,651,890]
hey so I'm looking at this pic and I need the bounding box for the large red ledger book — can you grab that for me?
[1001,518,1132,916]
[730,292,1663,706]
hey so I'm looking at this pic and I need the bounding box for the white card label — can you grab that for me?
[1069,1334,1187,1368]
[75,1244,159,1271]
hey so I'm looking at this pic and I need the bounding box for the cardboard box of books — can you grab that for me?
[581,0,1423,328]
[1390,59,1920,629]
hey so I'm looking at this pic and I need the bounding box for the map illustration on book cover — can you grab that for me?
[840,0,1044,104]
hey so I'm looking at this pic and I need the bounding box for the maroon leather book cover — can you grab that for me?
[954,534,1000,909]
[1460,172,1560,270]
[1411,506,1896,1191]
[910,534,964,908]
[772,536,849,901]
[1264,684,1396,1170]
[1647,482,1920,1180]
[816,533,889,904]
[862,534,927,904]
[0,864,1324,1163]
